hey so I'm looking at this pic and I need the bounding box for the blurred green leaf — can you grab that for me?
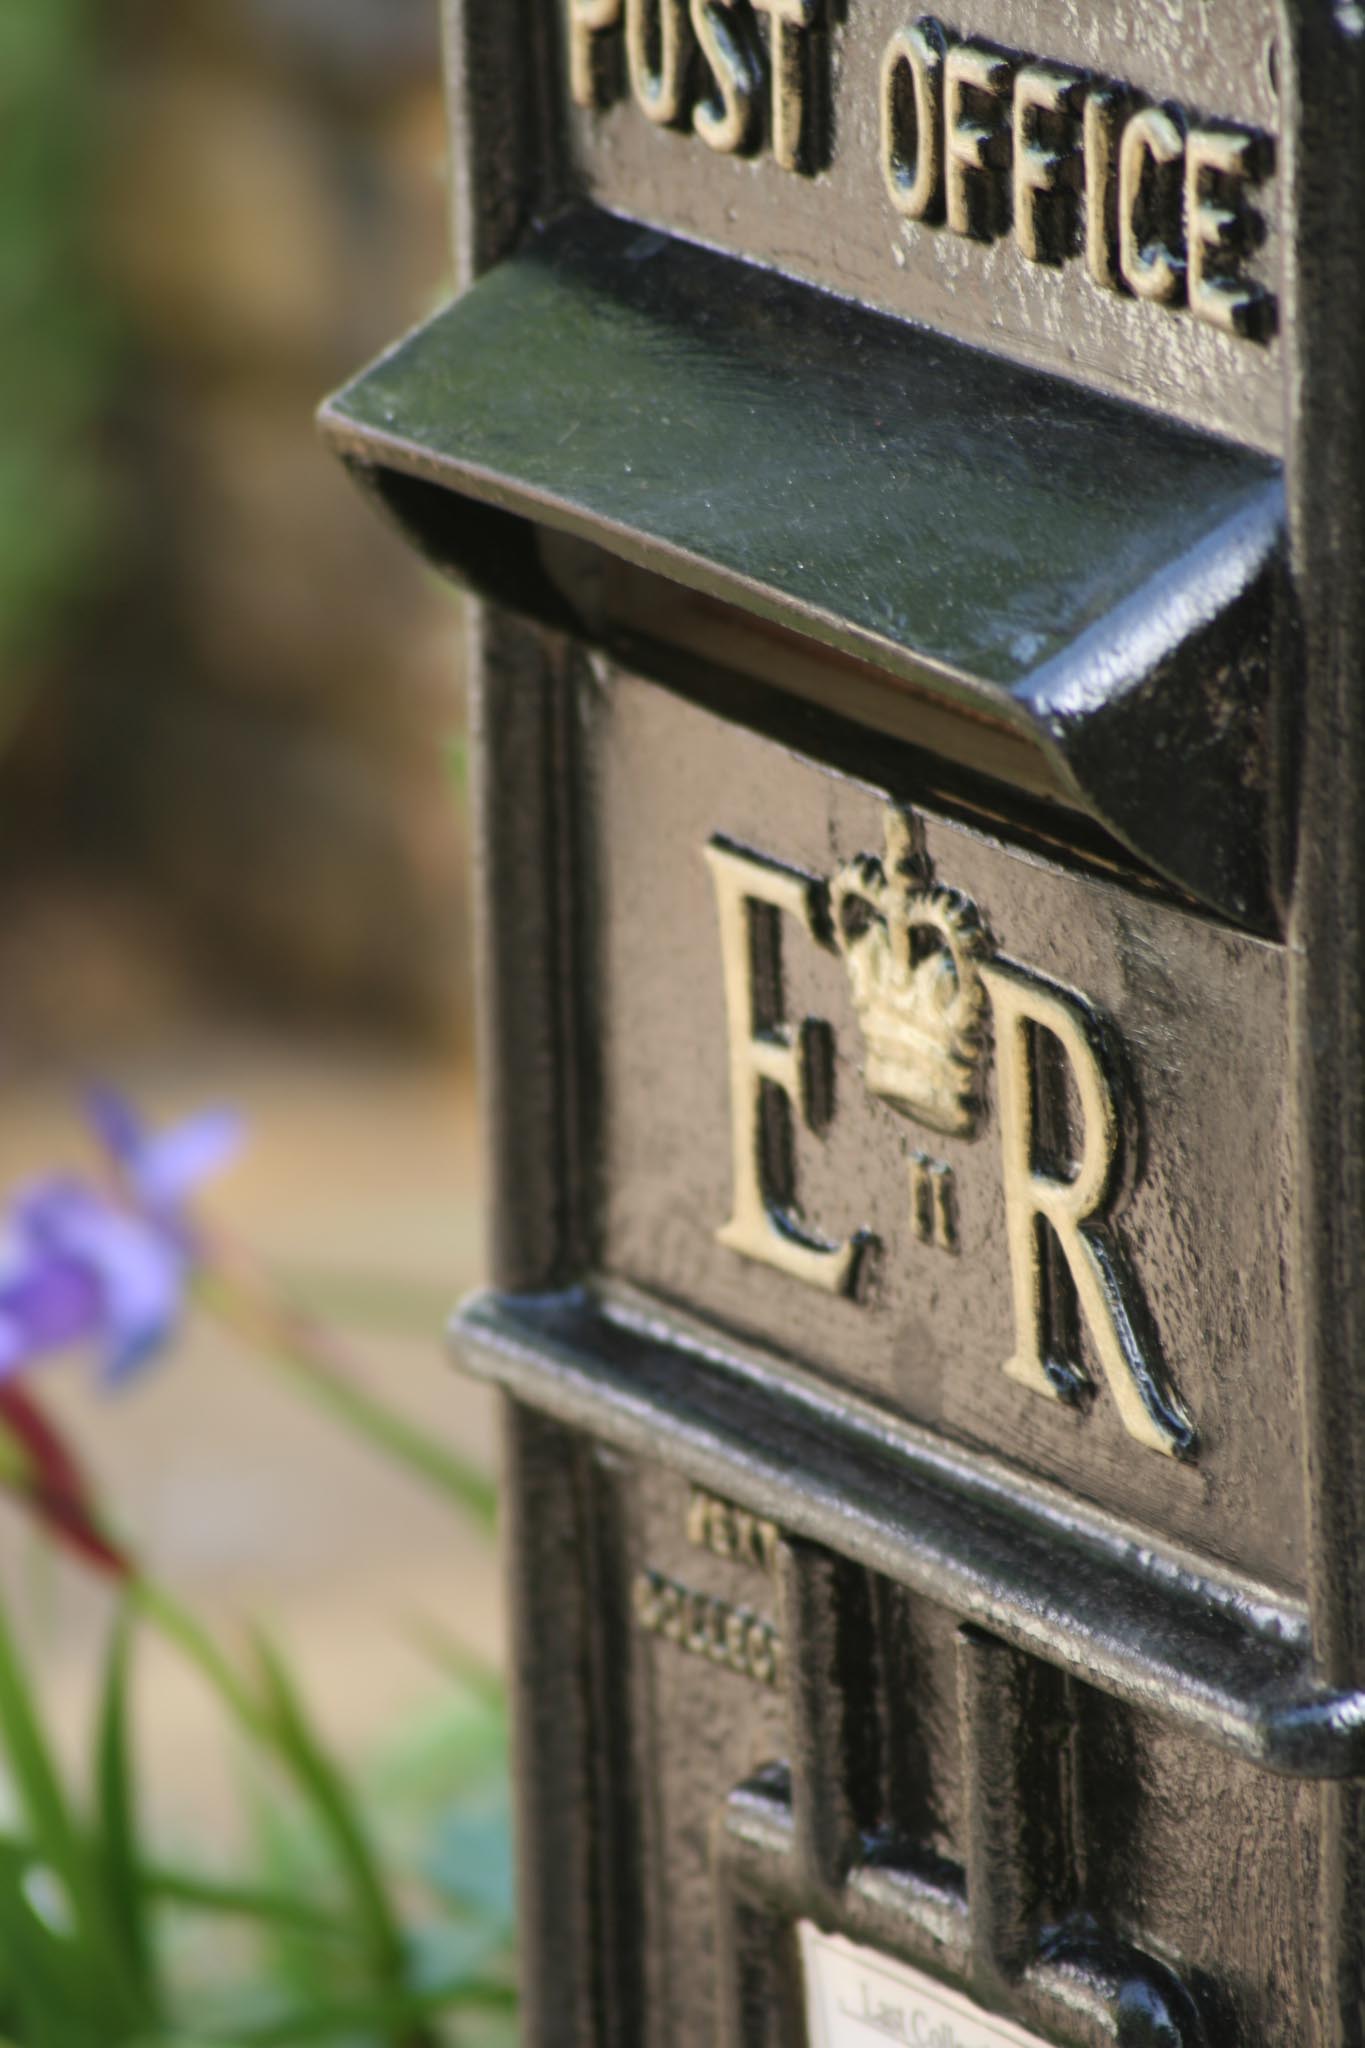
[238,1785,339,2027]
[447,2015,519,2048]
[367,1659,507,1820]
[402,1626,506,1717]
[250,1634,418,2028]
[0,1838,89,2045]
[208,1969,514,2048]
[0,0,117,683]
[95,1605,160,2015]
[272,1269,459,1342]
[424,1791,515,1930]
[131,1579,270,1747]
[405,1919,510,1995]
[143,1867,345,1939]
[0,1593,149,2033]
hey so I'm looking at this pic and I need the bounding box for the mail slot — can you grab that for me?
[323,2,1365,2042]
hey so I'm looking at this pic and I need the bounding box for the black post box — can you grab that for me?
[322,3,1365,2042]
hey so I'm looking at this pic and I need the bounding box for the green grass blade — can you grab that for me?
[240,1776,336,2017]
[198,1266,497,1531]
[143,1865,345,1937]
[271,1269,458,1341]
[402,1621,507,1712]
[250,1634,407,1992]
[93,1602,158,2014]
[0,1596,79,1873]
[214,1973,516,2046]
[129,1578,269,1743]
[274,1353,497,1530]
[0,1593,145,2029]
[0,1837,94,2044]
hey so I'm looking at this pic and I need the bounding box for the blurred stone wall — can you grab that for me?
[0,0,470,1046]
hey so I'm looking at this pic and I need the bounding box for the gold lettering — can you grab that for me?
[1119,102,1186,303]
[1082,86,1124,289]
[880,19,947,221]
[660,1579,685,1640]
[981,959,1194,1460]
[749,0,816,173]
[1012,63,1083,264]
[633,1569,664,1629]
[725,1609,750,1674]
[747,1620,780,1686]
[579,4,1276,345]
[686,1589,711,1654]
[685,1488,709,1549]
[944,40,1014,239]
[691,0,758,153]
[634,1567,783,1688]
[706,838,870,1293]
[569,0,623,108]
[688,1488,783,1574]
[1186,125,1268,336]
[626,0,691,125]
[909,1152,958,1253]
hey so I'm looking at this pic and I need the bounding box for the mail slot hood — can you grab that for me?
[320,205,1283,931]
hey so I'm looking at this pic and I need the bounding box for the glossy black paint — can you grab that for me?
[323,207,1281,927]
[322,0,1365,2040]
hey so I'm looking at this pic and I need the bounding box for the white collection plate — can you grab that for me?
[799,1926,1052,2048]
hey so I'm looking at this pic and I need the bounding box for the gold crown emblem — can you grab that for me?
[831,814,990,1139]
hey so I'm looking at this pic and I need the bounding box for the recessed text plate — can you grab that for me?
[800,1927,1051,2048]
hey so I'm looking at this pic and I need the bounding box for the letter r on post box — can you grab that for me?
[981,959,1195,1459]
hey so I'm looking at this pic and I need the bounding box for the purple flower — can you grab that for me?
[0,1094,243,1389]
[86,1089,244,1249]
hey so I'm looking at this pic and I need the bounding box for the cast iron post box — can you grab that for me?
[322,2,1365,2041]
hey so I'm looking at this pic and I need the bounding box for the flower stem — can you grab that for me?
[195,1247,497,1533]
[128,1577,268,1743]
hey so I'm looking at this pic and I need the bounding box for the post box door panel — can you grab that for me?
[501,1424,1320,2047]
[588,664,1296,1590]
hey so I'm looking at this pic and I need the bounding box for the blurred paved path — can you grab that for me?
[0,1032,500,1842]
